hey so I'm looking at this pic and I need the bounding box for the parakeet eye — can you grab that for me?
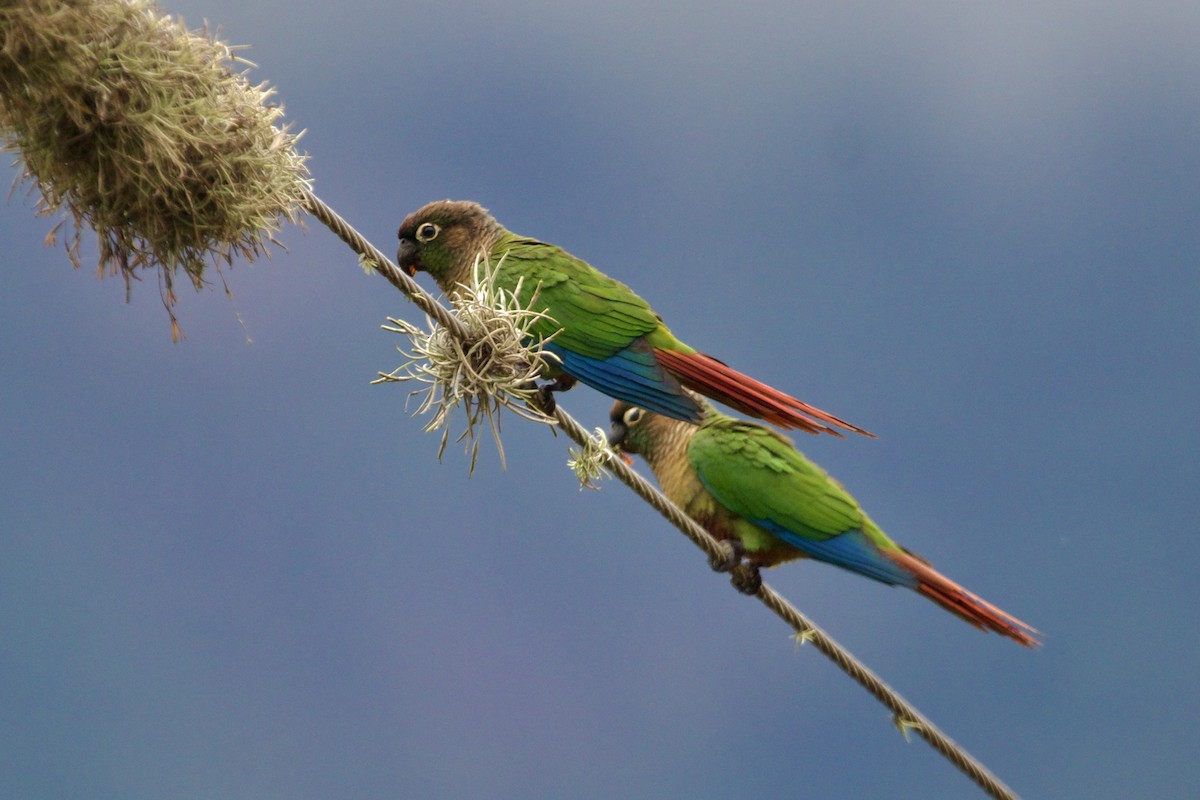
[622,407,644,425]
[416,222,440,243]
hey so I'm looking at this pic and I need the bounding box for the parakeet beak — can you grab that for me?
[607,423,634,464]
[607,422,626,449]
[396,237,418,276]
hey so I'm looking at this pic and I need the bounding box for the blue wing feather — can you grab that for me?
[747,519,918,587]
[545,341,702,422]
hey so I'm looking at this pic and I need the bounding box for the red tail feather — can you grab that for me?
[654,349,874,437]
[887,551,1041,647]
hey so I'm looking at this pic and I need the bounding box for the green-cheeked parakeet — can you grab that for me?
[397,200,869,436]
[608,400,1039,647]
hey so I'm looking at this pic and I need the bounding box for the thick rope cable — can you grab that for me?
[300,188,469,340]
[301,188,1021,800]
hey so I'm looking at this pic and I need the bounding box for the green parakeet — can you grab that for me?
[397,200,869,436]
[608,400,1038,647]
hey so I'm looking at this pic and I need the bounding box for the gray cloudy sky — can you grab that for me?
[2,2,1197,798]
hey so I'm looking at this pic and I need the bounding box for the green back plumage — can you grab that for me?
[489,233,690,359]
[689,414,896,551]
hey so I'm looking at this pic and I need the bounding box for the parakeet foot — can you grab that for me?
[525,375,577,416]
[707,539,745,574]
[729,562,763,595]
[518,379,556,415]
[707,541,761,594]
[538,383,559,414]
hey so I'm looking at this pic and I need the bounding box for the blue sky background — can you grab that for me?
[2,2,1197,797]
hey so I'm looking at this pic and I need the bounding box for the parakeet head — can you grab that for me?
[609,398,712,465]
[607,401,650,455]
[609,399,698,455]
[397,200,505,290]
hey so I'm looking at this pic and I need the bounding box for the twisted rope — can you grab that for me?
[300,188,469,340]
[303,189,1021,800]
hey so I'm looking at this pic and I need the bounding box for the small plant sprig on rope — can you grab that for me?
[373,254,559,473]
[566,427,618,490]
[0,0,310,340]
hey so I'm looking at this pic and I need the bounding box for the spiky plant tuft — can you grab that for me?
[0,0,310,339]
[375,253,560,473]
[566,427,616,490]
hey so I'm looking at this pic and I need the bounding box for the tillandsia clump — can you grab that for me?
[0,0,310,339]
[375,254,561,473]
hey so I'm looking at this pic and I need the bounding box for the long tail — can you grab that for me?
[653,349,873,437]
[886,550,1041,647]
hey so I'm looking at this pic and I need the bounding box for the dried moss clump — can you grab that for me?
[0,0,310,337]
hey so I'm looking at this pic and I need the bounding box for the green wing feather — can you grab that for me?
[689,415,893,548]
[490,235,689,359]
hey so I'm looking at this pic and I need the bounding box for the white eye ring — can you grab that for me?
[623,406,644,425]
[416,222,440,242]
